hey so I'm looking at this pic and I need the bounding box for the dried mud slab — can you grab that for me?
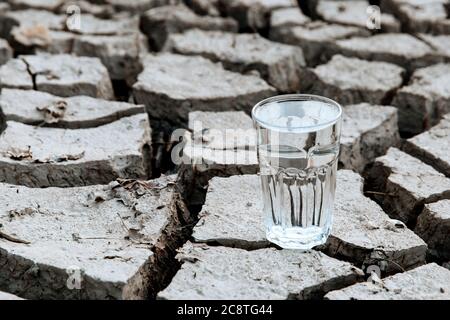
[368,148,450,226]
[326,263,450,300]
[7,0,65,11]
[33,30,76,54]
[132,53,275,126]
[325,170,426,273]
[72,32,148,82]
[415,200,450,261]
[218,0,298,31]
[340,103,399,172]
[392,64,450,135]
[417,34,450,63]
[301,55,404,105]
[0,114,151,187]
[269,21,370,65]
[0,88,145,128]
[382,0,450,35]
[270,6,311,30]
[404,115,450,177]
[0,58,33,90]
[332,33,438,72]
[157,242,363,300]
[9,15,147,82]
[165,30,305,92]
[316,0,400,32]
[141,4,238,50]
[21,54,115,99]
[5,12,146,78]
[0,175,191,299]
[104,0,179,14]
[0,9,66,39]
[178,111,258,205]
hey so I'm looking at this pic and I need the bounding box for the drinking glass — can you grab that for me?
[252,94,342,249]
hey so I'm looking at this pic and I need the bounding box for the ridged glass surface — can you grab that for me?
[253,95,341,249]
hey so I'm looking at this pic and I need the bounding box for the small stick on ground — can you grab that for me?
[364,191,396,196]
[0,230,31,244]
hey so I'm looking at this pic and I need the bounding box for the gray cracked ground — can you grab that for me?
[0,174,189,299]
[0,1,449,301]
[0,89,145,128]
[0,114,151,187]
[157,242,363,300]
[301,55,405,105]
[132,53,275,126]
[164,29,306,92]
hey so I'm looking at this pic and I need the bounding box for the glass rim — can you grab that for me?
[251,94,342,132]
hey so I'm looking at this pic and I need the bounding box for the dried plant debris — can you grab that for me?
[7,207,38,221]
[51,151,85,163]
[116,178,159,191]
[6,146,32,160]
[6,146,84,163]
[36,100,67,124]
[113,177,176,198]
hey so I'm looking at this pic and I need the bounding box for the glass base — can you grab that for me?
[266,225,331,250]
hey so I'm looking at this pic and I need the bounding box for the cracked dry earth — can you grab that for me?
[0,0,449,300]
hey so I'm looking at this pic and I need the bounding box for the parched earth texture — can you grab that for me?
[0,0,449,300]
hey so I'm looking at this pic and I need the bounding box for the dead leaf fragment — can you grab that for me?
[87,190,108,204]
[103,255,132,262]
[72,233,81,242]
[37,100,67,124]
[8,207,36,221]
[54,151,85,162]
[116,178,158,191]
[6,146,32,160]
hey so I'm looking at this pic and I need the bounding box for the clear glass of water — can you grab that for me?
[252,94,342,249]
